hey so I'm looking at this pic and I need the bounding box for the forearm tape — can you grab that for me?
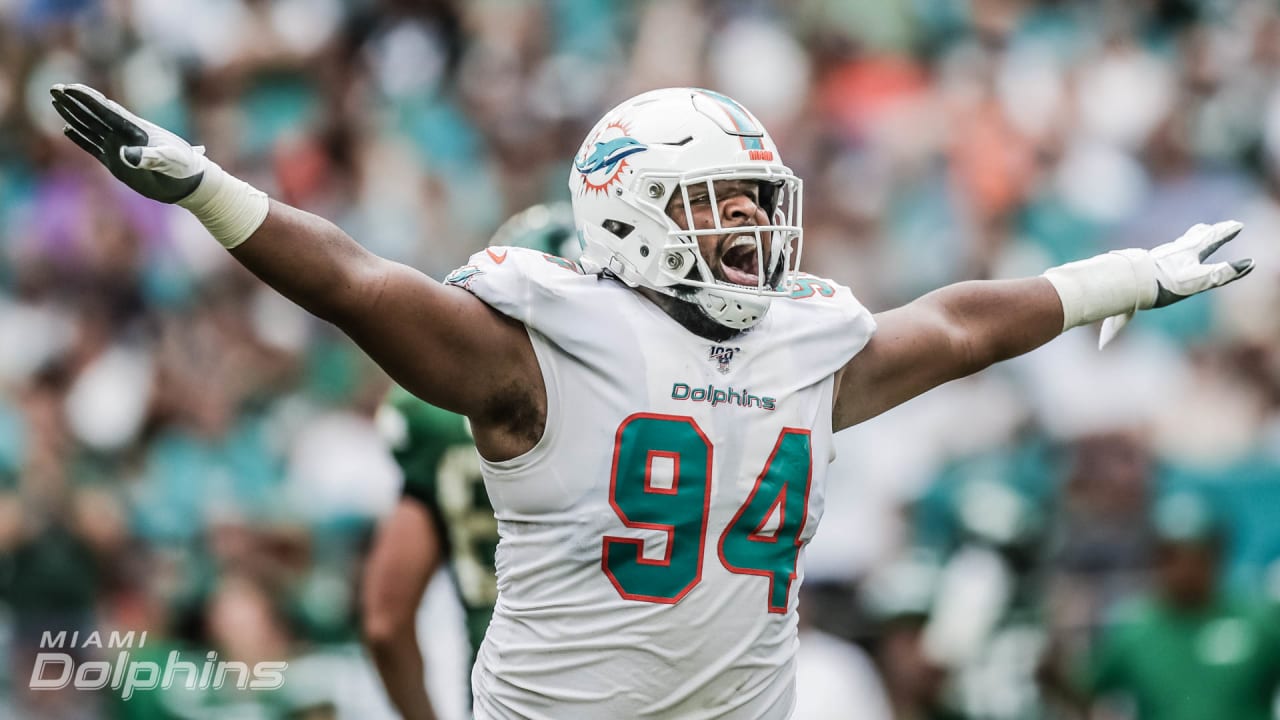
[1042,249,1158,331]
[177,161,270,250]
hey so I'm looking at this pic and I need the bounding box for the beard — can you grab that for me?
[661,254,786,341]
[665,286,747,342]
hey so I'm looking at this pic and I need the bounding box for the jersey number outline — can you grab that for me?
[788,275,835,299]
[602,413,812,614]
[437,445,499,607]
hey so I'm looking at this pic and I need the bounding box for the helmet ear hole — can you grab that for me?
[662,245,703,283]
[602,220,635,239]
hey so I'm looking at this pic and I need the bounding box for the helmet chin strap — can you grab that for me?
[648,286,754,342]
[694,286,772,330]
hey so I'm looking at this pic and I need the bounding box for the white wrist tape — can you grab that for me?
[177,160,270,250]
[1042,249,1159,331]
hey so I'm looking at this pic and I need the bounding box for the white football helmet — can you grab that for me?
[569,88,803,330]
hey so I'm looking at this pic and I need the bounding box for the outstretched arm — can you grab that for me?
[230,203,539,428]
[833,277,1062,429]
[49,84,541,459]
[833,222,1253,431]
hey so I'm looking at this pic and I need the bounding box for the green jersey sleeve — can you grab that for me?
[383,386,476,505]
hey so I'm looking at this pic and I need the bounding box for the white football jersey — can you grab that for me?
[445,247,876,720]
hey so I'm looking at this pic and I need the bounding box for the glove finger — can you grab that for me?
[1099,312,1133,350]
[123,143,202,178]
[1205,258,1254,288]
[1197,220,1244,262]
[61,84,147,145]
[1175,223,1212,249]
[122,145,176,173]
[51,91,111,142]
[63,125,105,159]
[67,84,149,136]
[52,85,113,132]
[121,146,144,168]
[1219,258,1255,284]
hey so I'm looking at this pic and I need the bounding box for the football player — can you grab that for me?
[50,84,1252,719]
[361,205,577,720]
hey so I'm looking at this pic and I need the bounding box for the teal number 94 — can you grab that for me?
[602,413,813,614]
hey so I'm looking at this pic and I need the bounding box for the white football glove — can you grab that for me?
[51,83,269,249]
[1098,221,1254,348]
[50,82,209,204]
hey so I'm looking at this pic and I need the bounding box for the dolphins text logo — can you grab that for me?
[30,630,288,700]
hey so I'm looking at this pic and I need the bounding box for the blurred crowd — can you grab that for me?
[2,0,1280,718]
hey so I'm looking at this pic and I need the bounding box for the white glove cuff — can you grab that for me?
[177,160,270,250]
[1042,249,1159,331]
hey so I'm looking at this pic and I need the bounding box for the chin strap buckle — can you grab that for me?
[607,255,636,284]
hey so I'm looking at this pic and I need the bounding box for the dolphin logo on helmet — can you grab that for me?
[575,137,648,176]
[574,121,649,197]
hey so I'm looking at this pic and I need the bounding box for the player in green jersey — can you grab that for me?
[360,205,577,720]
[1079,492,1280,720]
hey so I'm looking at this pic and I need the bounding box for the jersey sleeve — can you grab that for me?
[444,246,586,330]
[833,279,877,363]
[781,272,878,380]
[444,246,619,376]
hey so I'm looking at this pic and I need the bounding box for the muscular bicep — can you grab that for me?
[833,278,1062,430]
[229,201,542,428]
[341,260,539,421]
[833,300,972,430]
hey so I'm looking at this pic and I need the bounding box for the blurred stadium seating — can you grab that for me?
[3,0,1280,718]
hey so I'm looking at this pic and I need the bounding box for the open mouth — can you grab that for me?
[719,236,762,287]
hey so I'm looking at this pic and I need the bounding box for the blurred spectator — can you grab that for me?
[795,583,892,720]
[1063,491,1280,720]
[1047,433,1156,640]
[862,553,970,720]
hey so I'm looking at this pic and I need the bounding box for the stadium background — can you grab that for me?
[3,0,1280,717]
